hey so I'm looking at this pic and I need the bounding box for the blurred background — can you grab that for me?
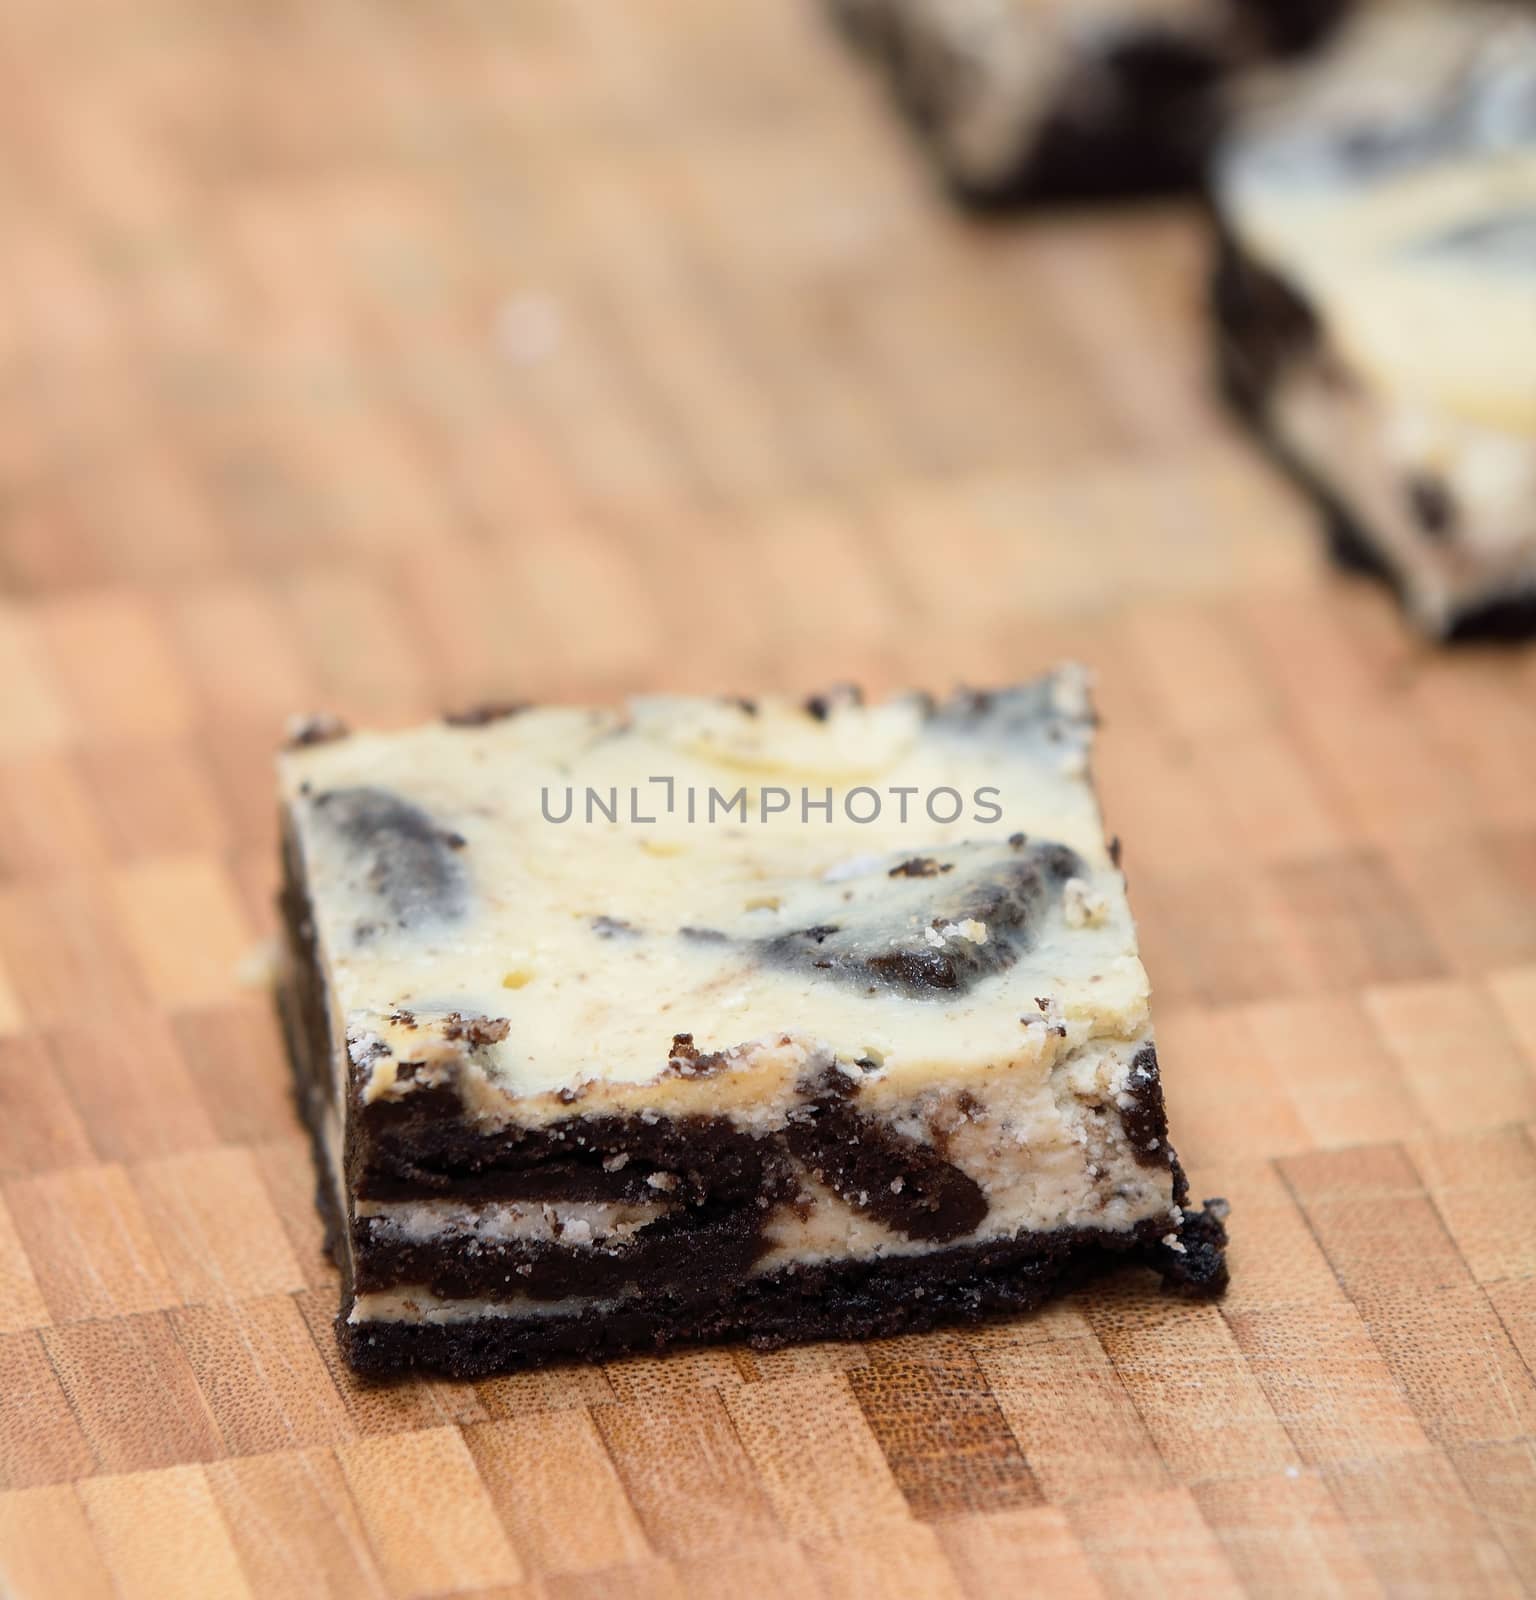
[2,0,1325,710]
[6,0,1535,1011]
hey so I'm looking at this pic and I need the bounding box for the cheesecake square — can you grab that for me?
[1212,1,1536,639]
[277,670,1226,1378]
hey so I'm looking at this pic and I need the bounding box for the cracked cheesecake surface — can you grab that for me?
[277,668,1226,1376]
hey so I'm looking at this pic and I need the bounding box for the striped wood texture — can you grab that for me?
[1,1,1535,1596]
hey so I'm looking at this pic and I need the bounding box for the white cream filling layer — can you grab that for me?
[355,1196,672,1246]
[351,1291,621,1326]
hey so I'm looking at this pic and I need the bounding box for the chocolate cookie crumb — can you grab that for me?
[442,1013,512,1047]
[285,712,350,749]
[803,684,863,721]
[889,857,954,878]
[443,701,531,727]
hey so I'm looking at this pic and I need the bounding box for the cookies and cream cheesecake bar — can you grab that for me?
[1212,1,1536,639]
[829,0,1344,205]
[277,671,1226,1378]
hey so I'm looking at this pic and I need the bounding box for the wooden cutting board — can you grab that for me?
[1,1,1534,1595]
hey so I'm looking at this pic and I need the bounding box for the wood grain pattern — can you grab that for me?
[0,0,1533,1593]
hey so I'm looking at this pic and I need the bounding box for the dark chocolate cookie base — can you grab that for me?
[1209,225,1536,645]
[335,1207,1228,1380]
[1439,595,1536,646]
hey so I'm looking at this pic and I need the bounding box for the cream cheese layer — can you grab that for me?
[280,671,1150,1126]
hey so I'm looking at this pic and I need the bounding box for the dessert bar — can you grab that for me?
[829,0,1345,206]
[277,672,1226,1378]
[1212,1,1536,639]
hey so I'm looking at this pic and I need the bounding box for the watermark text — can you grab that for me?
[539,778,1003,827]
